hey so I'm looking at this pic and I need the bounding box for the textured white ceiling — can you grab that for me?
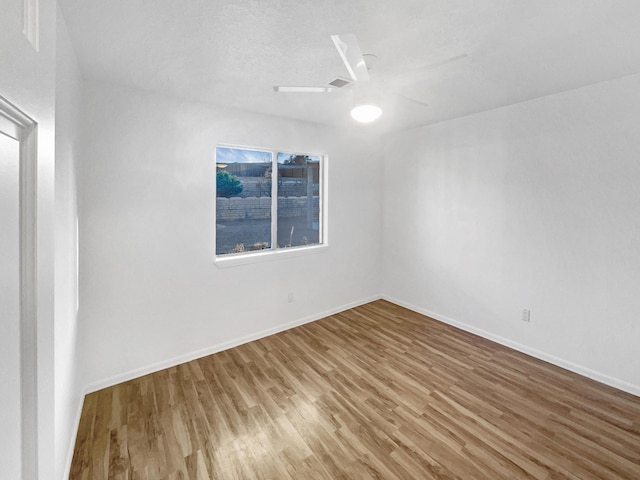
[59,0,640,133]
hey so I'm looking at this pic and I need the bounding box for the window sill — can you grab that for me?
[214,244,328,268]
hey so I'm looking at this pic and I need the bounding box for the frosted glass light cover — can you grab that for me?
[350,104,382,123]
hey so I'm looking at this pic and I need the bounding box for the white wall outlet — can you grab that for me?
[287,292,294,303]
[522,309,531,323]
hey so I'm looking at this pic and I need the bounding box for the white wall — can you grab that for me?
[382,73,640,395]
[55,5,82,479]
[0,0,57,477]
[77,80,383,389]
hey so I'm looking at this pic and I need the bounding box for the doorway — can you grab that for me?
[0,95,38,480]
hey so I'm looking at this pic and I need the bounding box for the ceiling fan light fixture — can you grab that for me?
[350,103,382,123]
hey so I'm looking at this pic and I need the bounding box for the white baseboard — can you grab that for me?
[81,293,640,397]
[66,293,639,479]
[84,295,382,395]
[70,295,380,478]
[382,295,640,398]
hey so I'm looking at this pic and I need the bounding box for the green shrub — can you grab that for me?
[216,170,243,197]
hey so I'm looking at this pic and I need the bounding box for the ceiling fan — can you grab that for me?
[273,34,388,122]
[273,34,467,123]
[273,33,444,123]
[273,34,370,94]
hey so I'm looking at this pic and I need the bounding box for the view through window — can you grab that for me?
[215,146,323,257]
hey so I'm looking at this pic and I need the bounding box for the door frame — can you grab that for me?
[0,94,38,480]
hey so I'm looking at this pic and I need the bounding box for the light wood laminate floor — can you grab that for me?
[70,300,640,479]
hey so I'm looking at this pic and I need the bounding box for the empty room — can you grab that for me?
[2,1,640,479]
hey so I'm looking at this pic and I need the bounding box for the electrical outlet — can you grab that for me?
[522,309,531,323]
[287,292,294,303]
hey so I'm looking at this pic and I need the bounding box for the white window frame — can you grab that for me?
[214,145,328,268]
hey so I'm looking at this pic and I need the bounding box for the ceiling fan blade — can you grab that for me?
[393,92,429,108]
[418,54,468,72]
[273,86,333,93]
[331,34,370,82]
[395,54,469,83]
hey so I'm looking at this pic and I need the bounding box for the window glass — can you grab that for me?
[215,146,324,259]
[215,147,273,255]
[276,153,321,248]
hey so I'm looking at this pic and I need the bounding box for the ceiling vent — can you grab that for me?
[328,76,353,88]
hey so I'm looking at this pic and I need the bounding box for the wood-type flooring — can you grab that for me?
[69,300,640,479]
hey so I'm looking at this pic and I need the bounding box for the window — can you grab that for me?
[215,146,324,259]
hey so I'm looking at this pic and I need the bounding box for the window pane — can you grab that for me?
[216,147,273,255]
[276,153,321,248]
